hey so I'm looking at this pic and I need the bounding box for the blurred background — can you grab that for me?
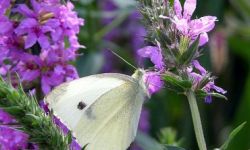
[73,0,250,149]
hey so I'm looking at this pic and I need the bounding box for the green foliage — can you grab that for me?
[0,77,71,149]
[229,76,250,150]
[220,122,247,150]
[158,127,183,146]
[162,73,192,93]
[195,90,227,101]
[178,37,200,66]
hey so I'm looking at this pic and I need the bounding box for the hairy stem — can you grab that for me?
[187,90,207,150]
[0,77,71,149]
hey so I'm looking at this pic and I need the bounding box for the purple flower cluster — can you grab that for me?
[0,0,83,148]
[138,0,226,102]
[0,0,83,94]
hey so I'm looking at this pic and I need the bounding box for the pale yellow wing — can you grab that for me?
[45,73,146,150]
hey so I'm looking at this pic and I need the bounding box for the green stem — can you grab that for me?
[187,90,207,150]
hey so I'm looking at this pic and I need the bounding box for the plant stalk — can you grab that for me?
[187,90,207,150]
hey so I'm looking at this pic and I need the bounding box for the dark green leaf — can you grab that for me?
[195,90,227,100]
[1,106,24,116]
[220,122,247,150]
[163,74,192,90]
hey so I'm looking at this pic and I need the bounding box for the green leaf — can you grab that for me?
[66,131,73,144]
[220,122,247,150]
[135,131,164,150]
[209,93,228,100]
[164,145,186,150]
[195,90,227,100]
[163,74,192,90]
[179,37,200,65]
[1,106,24,116]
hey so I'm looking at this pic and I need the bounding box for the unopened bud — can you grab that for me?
[39,12,54,24]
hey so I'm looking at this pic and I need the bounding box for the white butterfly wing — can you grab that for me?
[45,73,146,150]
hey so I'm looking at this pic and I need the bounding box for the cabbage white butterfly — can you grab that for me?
[45,69,150,150]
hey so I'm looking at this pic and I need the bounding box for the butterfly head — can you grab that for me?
[132,69,151,98]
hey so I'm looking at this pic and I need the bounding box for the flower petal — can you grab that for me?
[137,46,157,57]
[212,85,227,94]
[38,34,50,49]
[144,72,164,95]
[0,19,12,34]
[41,76,51,94]
[192,60,207,75]
[183,0,196,19]
[14,4,35,17]
[25,32,37,49]
[21,18,38,28]
[30,0,41,12]
[21,70,40,81]
[174,0,183,18]
[199,32,209,46]
[190,16,217,35]
[137,46,164,69]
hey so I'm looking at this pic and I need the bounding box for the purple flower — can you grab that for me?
[14,48,79,94]
[143,72,164,95]
[14,0,56,49]
[0,126,29,150]
[0,16,13,35]
[0,0,10,15]
[161,0,217,46]
[188,60,226,103]
[137,42,164,70]
[0,110,15,124]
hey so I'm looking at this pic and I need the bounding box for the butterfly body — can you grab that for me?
[45,69,149,150]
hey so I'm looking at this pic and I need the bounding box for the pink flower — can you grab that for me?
[161,0,217,46]
[143,72,164,95]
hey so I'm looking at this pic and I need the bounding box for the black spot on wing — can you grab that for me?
[77,101,86,110]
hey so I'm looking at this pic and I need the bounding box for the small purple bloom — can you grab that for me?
[14,1,54,49]
[188,60,226,103]
[192,60,207,75]
[137,43,164,70]
[143,72,164,95]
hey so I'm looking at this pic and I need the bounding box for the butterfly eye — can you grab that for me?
[77,101,86,110]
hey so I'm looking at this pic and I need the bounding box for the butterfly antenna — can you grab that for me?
[110,50,137,70]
